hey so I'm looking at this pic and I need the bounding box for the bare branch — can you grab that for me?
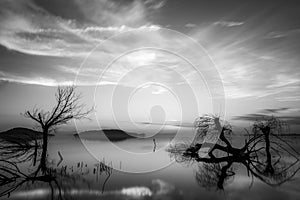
[24,85,93,131]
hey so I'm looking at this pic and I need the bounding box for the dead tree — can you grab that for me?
[24,86,92,171]
[167,115,300,190]
[251,116,291,174]
[195,162,235,190]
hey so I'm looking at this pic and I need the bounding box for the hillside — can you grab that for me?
[0,127,43,143]
[75,129,144,142]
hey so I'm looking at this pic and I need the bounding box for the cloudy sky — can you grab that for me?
[0,0,299,131]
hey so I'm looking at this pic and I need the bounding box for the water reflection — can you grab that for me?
[0,136,113,199]
[0,116,300,199]
[167,116,300,190]
[0,136,41,165]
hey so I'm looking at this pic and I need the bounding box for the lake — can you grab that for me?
[1,126,300,200]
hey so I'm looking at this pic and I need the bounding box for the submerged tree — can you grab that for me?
[251,116,293,174]
[167,115,300,190]
[24,86,92,171]
[195,162,235,190]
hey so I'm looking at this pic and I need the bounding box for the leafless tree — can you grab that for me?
[24,86,93,171]
[167,115,300,190]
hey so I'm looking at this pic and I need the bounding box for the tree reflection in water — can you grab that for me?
[1,115,300,198]
[0,137,113,199]
[167,115,300,190]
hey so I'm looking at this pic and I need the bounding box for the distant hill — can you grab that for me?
[75,129,145,142]
[0,127,43,143]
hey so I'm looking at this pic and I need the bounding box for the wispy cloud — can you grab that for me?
[233,106,300,126]
[185,23,197,28]
[74,0,150,27]
[144,0,167,10]
[0,0,299,104]
[213,21,244,27]
[260,107,291,114]
[275,96,300,102]
[265,28,300,39]
[0,73,73,86]
[267,74,300,89]
[233,113,300,126]
[0,0,174,87]
[0,0,161,57]
[188,16,300,100]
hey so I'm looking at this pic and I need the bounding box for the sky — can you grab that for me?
[0,0,299,132]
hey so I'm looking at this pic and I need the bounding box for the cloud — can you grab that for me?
[140,84,168,95]
[0,0,299,104]
[213,21,244,27]
[145,0,167,10]
[188,18,300,100]
[232,105,300,126]
[185,23,197,28]
[275,96,300,102]
[265,28,300,39]
[0,0,182,88]
[0,1,86,56]
[0,0,161,57]
[0,73,73,86]
[151,87,168,94]
[233,113,300,125]
[0,68,116,86]
[260,107,290,114]
[0,24,215,88]
[267,74,300,89]
[74,0,149,27]
[232,113,271,121]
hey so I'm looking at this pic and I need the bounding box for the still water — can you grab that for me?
[1,126,300,200]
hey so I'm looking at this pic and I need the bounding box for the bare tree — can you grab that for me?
[24,86,93,171]
[167,115,300,190]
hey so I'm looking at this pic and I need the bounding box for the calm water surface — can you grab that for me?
[1,128,300,200]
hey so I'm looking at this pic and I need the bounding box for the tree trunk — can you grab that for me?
[217,161,233,190]
[33,138,38,166]
[40,128,49,172]
[263,127,274,174]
